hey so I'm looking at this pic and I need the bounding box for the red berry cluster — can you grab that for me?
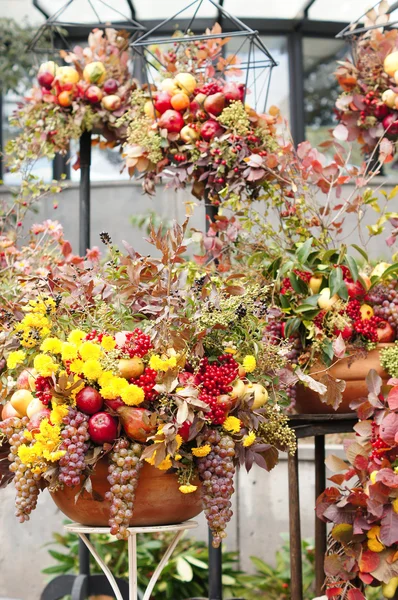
[122,329,152,358]
[281,277,293,295]
[370,436,389,460]
[294,269,311,283]
[346,299,361,320]
[195,355,238,424]
[133,368,157,401]
[337,264,352,281]
[314,311,326,329]
[174,154,187,162]
[35,376,53,405]
[353,315,382,342]
[196,82,223,95]
[84,329,105,341]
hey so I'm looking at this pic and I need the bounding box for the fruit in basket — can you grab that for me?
[382,89,397,108]
[1,401,22,420]
[345,279,366,299]
[318,287,338,310]
[377,320,395,343]
[76,386,104,415]
[26,397,48,419]
[88,412,118,444]
[204,92,226,116]
[38,61,57,89]
[118,357,145,380]
[223,82,245,102]
[83,61,106,85]
[200,119,224,141]
[382,577,398,599]
[175,72,197,95]
[360,304,374,320]
[384,51,398,77]
[383,113,398,135]
[309,276,323,294]
[247,383,269,409]
[170,92,190,111]
[160,78,179,95]
[180,124,200,143]
[231,378,246,399]
[371,262,391,279]
[144,101,158,118]
[58,91,73,107]
[158,109,184,133]
[27,409,51,432]
[85,85,103,104]
[17,369,35,391]
[118,406,155,442]
[101,95,122,111]
[56,66,80,85]
[103,78,119,94]
[154,92,172,114]
[10,389,34,416]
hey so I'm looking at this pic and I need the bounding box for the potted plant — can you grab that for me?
[0,222,296,545]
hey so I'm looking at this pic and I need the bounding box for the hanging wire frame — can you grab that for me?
[131,0,277,114]
[28,0,146,55]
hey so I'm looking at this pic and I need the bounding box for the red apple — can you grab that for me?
[200,120,224,141]
[17,369,32,390]
[377,321,396,343]
[180,124,200,143]
[101,95,122,111]
[334,324,354,340]
[27,408,51,432]
[204,92,226,116]
[178,420,191,442]
[76,386,104,415]
[88,412,118,444]
[158,109,184,133]
[154,91,173,114]
[103,79,119,94]
[1,401,22,420]
[38,71,55,90]
[216,394,235,413]
[345,279,366,299]
[223,82,245,102]
[104,397,125,411]
[374,103,389,120]
[117,406,155,443]
[85,85,103,104]
[383,113,398,136]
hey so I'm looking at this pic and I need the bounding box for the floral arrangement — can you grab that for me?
[316,365,398,599]
[0,223,296,546]
[6,28,137,172]
[334,10,398,155]
[121,24,278,201]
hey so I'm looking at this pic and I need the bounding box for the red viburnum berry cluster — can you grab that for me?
[195,355,239,425]
[346,299,361,320]
[281,277,293,295]
[132,368,157,401]
[123,329,152,358]
[370,436,389,461]
[314,311,326,329]
[294,269,311,283]
[35,376,53,405]
[353,315,382,342]
[196,82,223,95]
[84,330,106,342]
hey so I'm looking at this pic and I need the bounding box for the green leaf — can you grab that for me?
[329,267,343,296]
[184,556,208,569]
[222,574,237,585]
[338,282,349,301]
[322,249,339,263]
[279,294,291,309]
[176,557,193,582]
[42,565,71,575]
[294,304,321,314]
[284,317,301,338]
[381,262,398,279]
[47,549,75,563]
[296,237,313,263]
[345,255,358,282]
[289,272,308,295]
[321,339,334,365]
[351,244,368,262]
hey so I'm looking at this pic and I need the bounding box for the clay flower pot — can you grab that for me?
[295,343,393,415]
[50,459,203,527]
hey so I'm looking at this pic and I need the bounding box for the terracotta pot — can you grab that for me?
[295,343,394,415]
[50,459,203,527]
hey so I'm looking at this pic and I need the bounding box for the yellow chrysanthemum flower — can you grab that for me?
[6,350,26,369]
[68,330,86,346]
[82,359,103,381]
[175,454,182,461]
[179,484,198,494]
[120,384,145,406]
[146,454,172,471]
[223,416,241,434]
[242,355,256,373]
[61,342,78,362]
[175,434,183,450]
[69,359,85,374]
[43,449,66,462]
[18,444,40,465]
[101,335,116,351]
[79,341,102,361]
[243,431,256,447]
[225,347,237,354]
[98,371,115,387]
[149,354,177,372]
[100,376,129,400]
[40,337,62,354]
[192,444,211,457]
[50,404,69,426]
[393,498,398,514]
[34,354,59,377]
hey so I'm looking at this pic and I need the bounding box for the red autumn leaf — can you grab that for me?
[377,468,398,489]
[347,589,366,600]
[359,549,381,573]
[380,506,398,546]
[388,386,398,410]
[354,455,368,470]
[62,241,72,258]
[329,474,345,485]
[359,572,373,584]
[380,412,398,445]
[326,587,343,598]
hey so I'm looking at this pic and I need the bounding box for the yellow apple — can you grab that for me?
[39,60,57,76]
[26,397,47,419]
[160,78,179,95]
[382,89,397,108]
[317,288,339,310]
[384,51,398,77]
[28,369,38,392]
[382,577,398,599]
[10,389,34,416]
[144,100,158,118]
[180,125,200,143]
[231,379,246,399]
[247,383,269,409]
[83,61,106,85]
[371,262,391,279]
[309,276,323,294]
[1,401,22,420]
[56,66,80,85]
[360,304,374,320]
[118,357,145,380]
[175,72,197,95]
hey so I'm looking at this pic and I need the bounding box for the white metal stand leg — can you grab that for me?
[78,532,124,600]
[142,529,185,600]
[128,532,138,600]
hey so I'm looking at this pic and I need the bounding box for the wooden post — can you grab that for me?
[288,448,303,600]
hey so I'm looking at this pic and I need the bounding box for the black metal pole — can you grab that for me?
[315,436,326,595]
[287,29,305,146]
[0,92,3,182]
[53,150,71,181]
[208,529,223,600]
[79,131,92,255]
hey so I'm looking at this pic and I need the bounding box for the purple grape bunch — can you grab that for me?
[370,282,398,331]
[59,407,90,487]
